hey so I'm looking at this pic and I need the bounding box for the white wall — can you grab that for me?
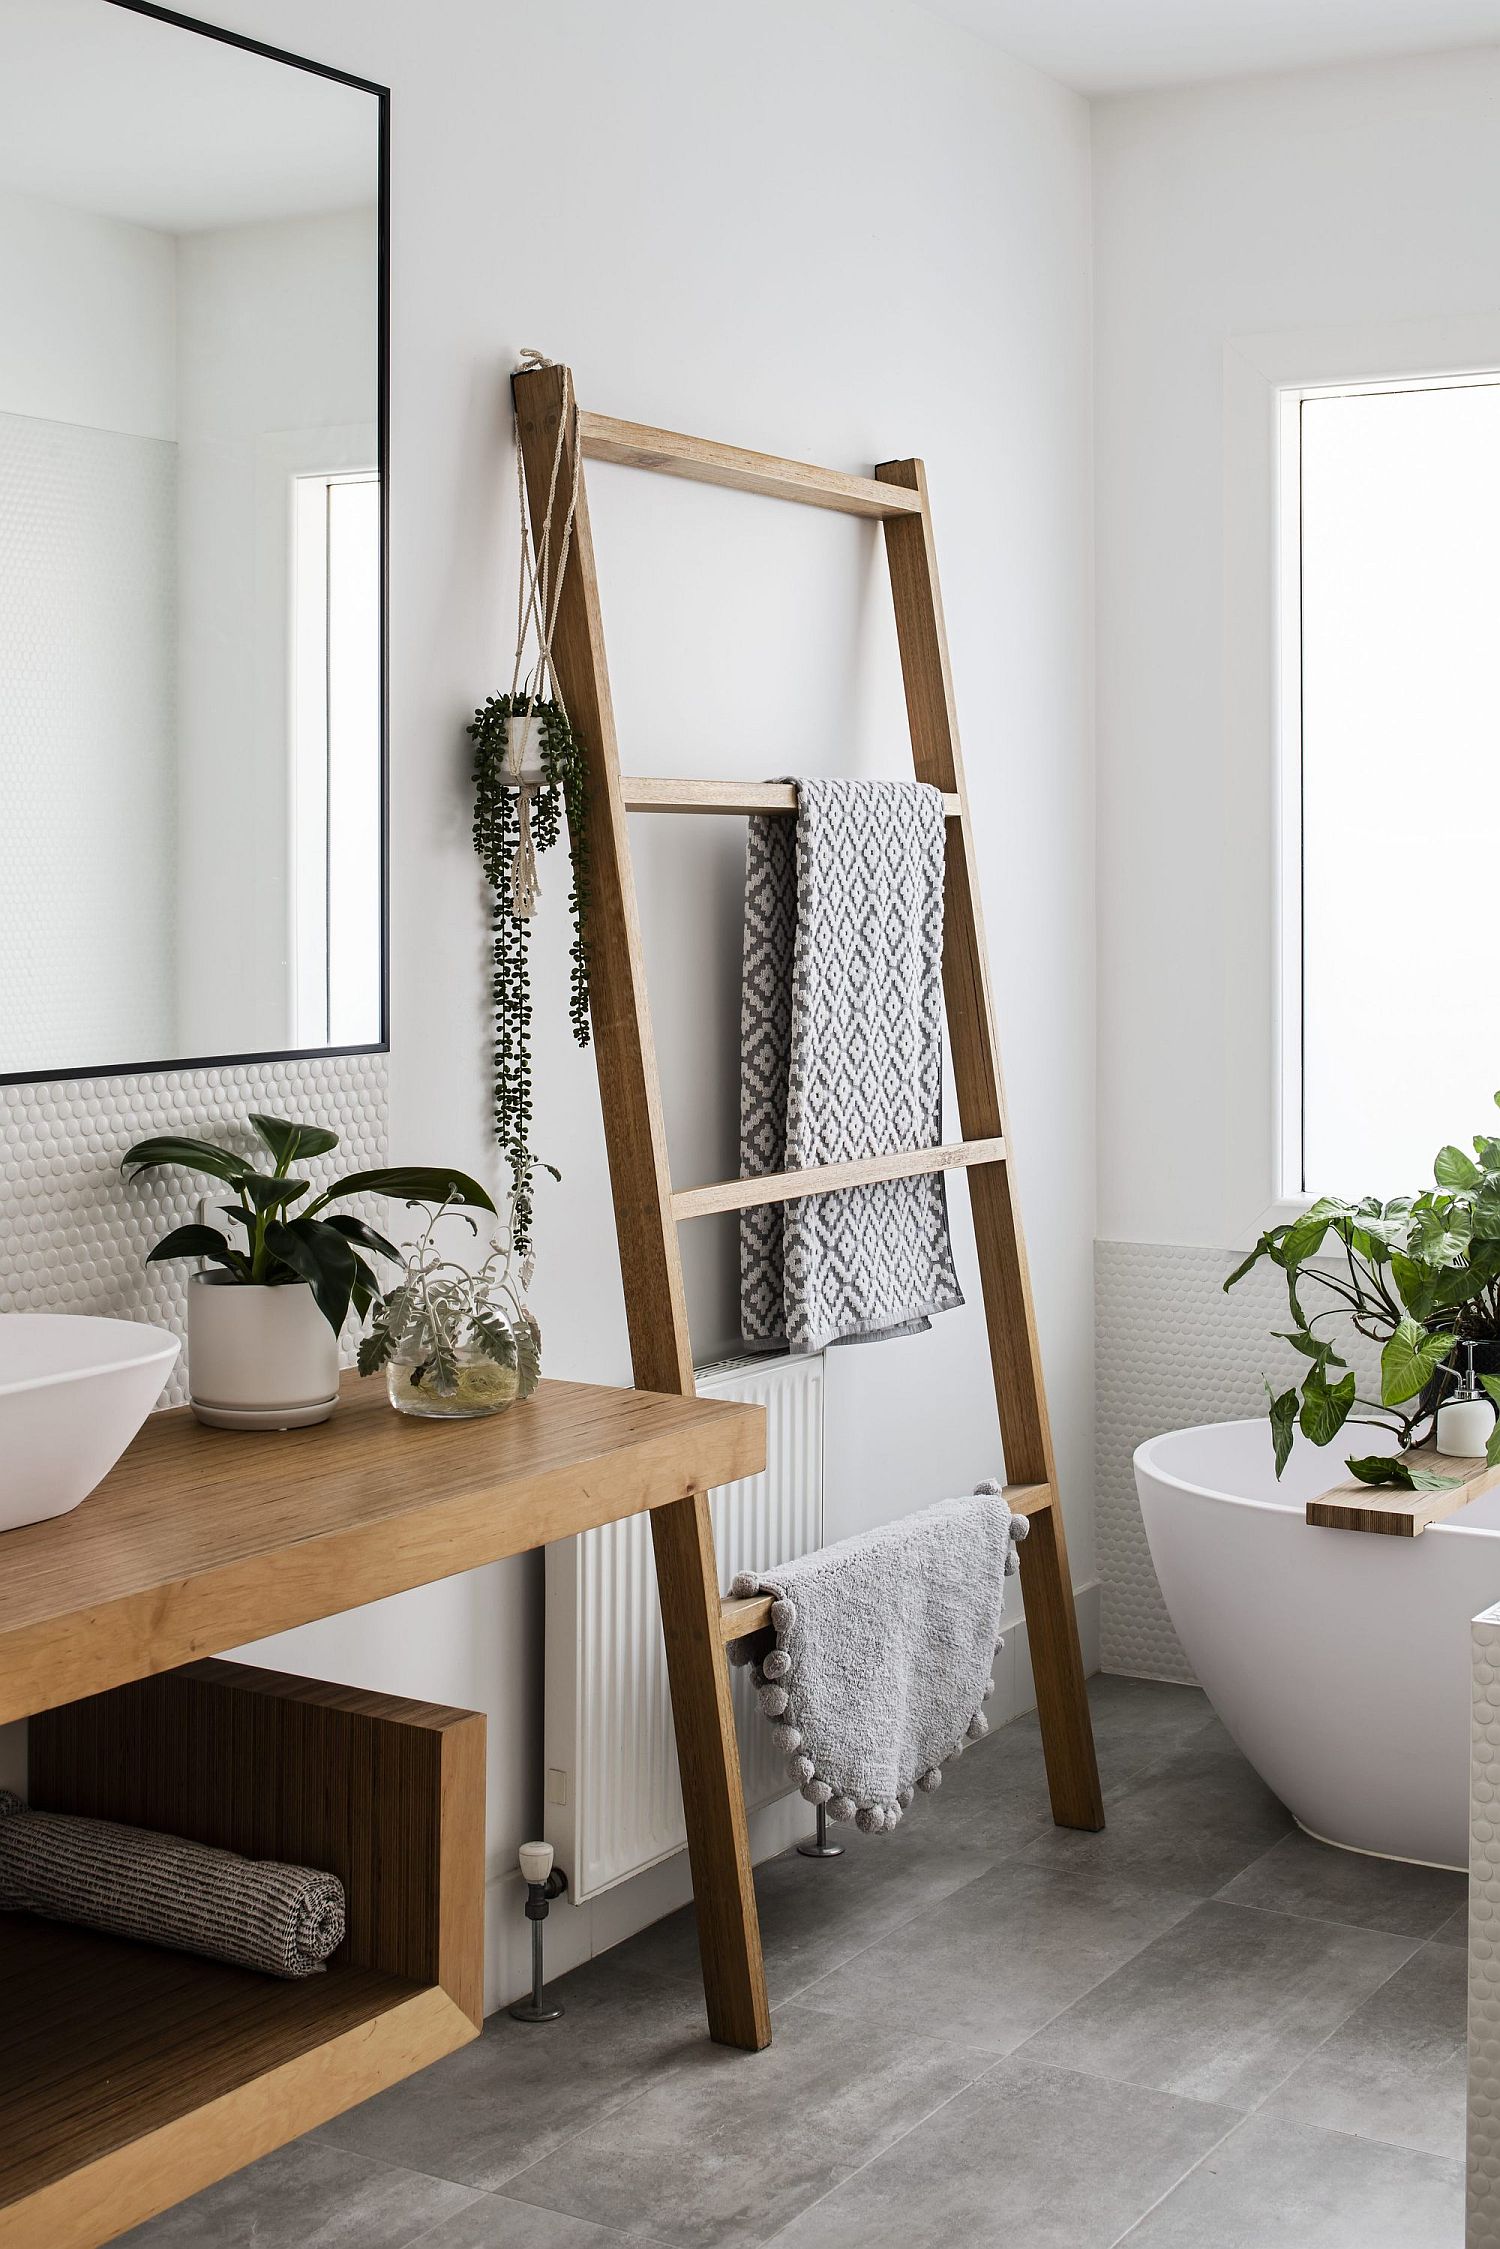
[125,0,1094,1996]
[1091,45,1500,1674]
[1095,44,1500,1251]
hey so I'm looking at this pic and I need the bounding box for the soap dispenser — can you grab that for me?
[1435,1342,1495,1459]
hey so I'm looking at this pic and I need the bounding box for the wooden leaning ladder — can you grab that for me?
[513,364,1103,2056]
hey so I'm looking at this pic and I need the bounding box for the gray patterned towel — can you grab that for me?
[0,1791,346,1978]
[739,776,963,1352]
[729,1481,1027,1830]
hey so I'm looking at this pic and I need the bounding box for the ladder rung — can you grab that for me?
[621,776,962,819]
[717,1482,1053,1643]
[579,411,925,521]
[674,1137,1006,1222]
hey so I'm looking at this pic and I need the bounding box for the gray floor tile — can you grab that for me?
[502,2000,990,2249]
[1217,1828,1466,1937]
[1260,1941,1468,2160]
[1078,1675,1219,1786]
[118,2138,481,2248]
[1021,1900,1416,2110]
[615,1822,1002,2004]
[1118,2109,1464,2247]
[894,1722,1060,1857]
[932,1677,1218,1850]
[415,2197,654,2247]
[792,1852,1200,2052]
[768,2057,1235,2249]
[1431,1901,1470,1948]
[1021,1737,1294,1893]
[314,1959,711,2190]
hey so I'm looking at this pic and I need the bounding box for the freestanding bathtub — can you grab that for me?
[1135,1418,1500,1870]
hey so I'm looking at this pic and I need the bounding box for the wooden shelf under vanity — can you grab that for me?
[0,1372,767,2249]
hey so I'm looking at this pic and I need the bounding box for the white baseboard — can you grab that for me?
[485,1576,1102,2013]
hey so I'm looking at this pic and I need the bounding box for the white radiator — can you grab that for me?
[543,1353,824,1902]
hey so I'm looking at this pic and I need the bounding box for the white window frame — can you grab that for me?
[290,465,380,1048]
[1220,314,1500,1250]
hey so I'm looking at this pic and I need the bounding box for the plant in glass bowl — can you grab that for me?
[121,1113,493,1430]
[1227,1094,1500,1490]
[358,1198,541,1420]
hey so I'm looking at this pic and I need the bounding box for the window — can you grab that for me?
[290,469,382,1048]
[1283,375,1500,1199]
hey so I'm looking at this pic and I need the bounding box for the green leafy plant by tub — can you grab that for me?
[1227,1094,1500,1488]
[121,1114,495,1336]
[470,692,591,1256]
[358,1198,540,1415]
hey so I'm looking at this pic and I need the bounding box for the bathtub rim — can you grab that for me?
[1133,1417,1500,1539]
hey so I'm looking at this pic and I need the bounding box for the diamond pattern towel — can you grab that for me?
[0,1791,346,1978]
[740,776,963,1352]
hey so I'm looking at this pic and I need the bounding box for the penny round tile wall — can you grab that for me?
[0,1054,388,1406]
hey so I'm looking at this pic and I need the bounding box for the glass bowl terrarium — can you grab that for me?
[359,1200,540,1420]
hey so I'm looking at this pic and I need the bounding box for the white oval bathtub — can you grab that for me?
[1135,1419,1500,1870]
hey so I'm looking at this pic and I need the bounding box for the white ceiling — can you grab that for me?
[0,0,377,234]
[922,0,1500,95]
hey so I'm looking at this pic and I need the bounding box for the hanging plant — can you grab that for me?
[470,691,591,1253]
[470,354,592,1257]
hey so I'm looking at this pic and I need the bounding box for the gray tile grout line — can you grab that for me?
[1106,2103,1470,2247]
[1201,1894,1441,1948]
[493,2004,1008,2249]
[769,1889,1445,2117]
[1103,2108,1258,2249]
[754,2046,1020,2247]
[479,2184,679,2249]
[1215,1925,1456,2130]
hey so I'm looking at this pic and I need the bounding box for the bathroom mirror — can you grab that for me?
[0,0,387,1082]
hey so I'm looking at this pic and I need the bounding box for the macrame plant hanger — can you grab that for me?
[510,361,1104,2059]
[470,353,591,1258]
[504,350,582,916]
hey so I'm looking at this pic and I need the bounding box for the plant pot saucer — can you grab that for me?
[190,1395,339,1432]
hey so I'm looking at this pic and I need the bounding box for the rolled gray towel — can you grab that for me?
[0,1790,345,1978]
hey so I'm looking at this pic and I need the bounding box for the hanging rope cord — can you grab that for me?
[503,353,582,913]
[510,351,580,717]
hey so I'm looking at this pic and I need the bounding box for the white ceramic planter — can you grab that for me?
[187,1275,340,1430]
[506,705,547,785]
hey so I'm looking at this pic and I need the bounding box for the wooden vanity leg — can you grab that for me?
[652,1490,770,2052]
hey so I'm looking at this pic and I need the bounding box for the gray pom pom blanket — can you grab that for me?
[729,1482,1027,1832]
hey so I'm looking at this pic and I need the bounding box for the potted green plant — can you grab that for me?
[121,1114,493,1430]
[1227,1095,1500,1489]
[358,1198,541,1419]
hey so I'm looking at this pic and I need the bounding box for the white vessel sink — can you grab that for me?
[0,1314,180,1534]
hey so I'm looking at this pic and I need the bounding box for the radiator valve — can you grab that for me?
[508,1840,568,2023]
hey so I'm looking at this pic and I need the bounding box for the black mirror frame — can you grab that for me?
[0,0,391,1089]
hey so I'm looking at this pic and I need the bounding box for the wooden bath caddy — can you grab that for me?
[1306,1447,1500,1536]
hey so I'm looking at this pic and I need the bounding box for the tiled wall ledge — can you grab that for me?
[1096,1239,1382,1684]
[0,1054,388,1407]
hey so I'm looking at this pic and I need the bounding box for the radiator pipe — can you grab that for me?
[508,1840,568,2022]
[797,1802,844,1859]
